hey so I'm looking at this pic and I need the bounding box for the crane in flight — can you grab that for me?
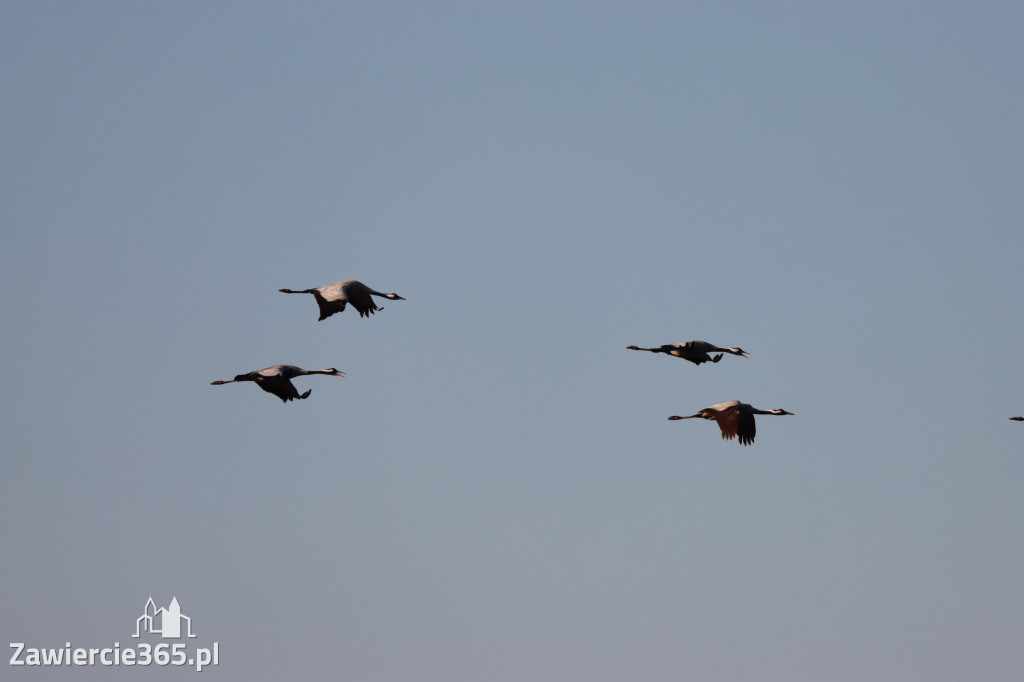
[668,400,793,445]
[211,365,344,403]
[627,340,748,366]
[279,280,405,320]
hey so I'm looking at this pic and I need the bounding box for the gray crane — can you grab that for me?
[279,280,405,320]
[211,365,344,403]
[668,400,793,445]
[1011,416,1024,421]
[627,340,748,365]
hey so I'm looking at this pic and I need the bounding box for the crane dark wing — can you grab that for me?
[664,345,714,365]
[255,376,302,402]
[348,295,381,318]
[341,281,381,318]
[715,412,737,441]
[311,291,346,320]
[713,403,755,444]
[688,352,718,365]
[736,410,756,445]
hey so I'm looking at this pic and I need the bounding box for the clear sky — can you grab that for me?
[2,2,1022,680]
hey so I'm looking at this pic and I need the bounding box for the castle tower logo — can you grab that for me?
[132,597,196,639]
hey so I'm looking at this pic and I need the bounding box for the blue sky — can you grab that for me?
[2,2,1023,680]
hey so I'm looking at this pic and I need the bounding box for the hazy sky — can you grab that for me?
[2,2,1023,680]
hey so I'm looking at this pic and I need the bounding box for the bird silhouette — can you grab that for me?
[627,340,748,366]
[668,400,793,445]
[279,280,405,320]
[211,365,344,402]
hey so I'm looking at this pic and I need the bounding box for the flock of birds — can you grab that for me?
[211,282,1021,444]
[626,341,793,446]
[211,279,404,403]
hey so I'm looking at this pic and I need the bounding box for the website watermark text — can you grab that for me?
[10,642,219,672]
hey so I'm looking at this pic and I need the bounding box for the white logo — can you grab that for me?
[133,597,196,639]
[11,596,218,671]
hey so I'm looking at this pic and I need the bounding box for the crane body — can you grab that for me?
[211,364,344,402]
[627,340,748,366]
[669,400,793,445]
[279,280,405,320]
